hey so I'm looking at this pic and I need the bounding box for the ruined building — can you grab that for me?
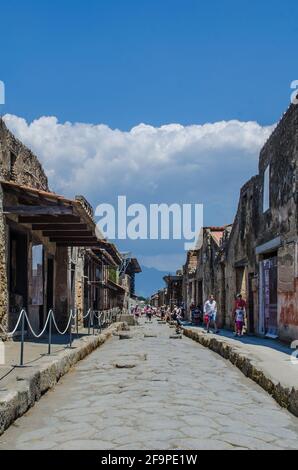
[163,270,183,310]
[220,102,298,342]
[182,227,226,322]
[171,102,298,343]
[0,118,141,337]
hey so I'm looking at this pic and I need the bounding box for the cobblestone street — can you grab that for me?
[0,319,298,450]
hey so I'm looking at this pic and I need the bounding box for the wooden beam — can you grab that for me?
[57,241,101,247]
[4,205,73,216]
[19,215,81,224]
[91,243,110,251]
[32,223,88,231]
[50,237,98,243]
[43,230,93,237]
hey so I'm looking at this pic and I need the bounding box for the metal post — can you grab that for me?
[76,308,79,337]
[20,310,25,366]
[98,312,101,334]
[48,311,52,355]
[88,309,91,335]
[69,311,73,348]
[92,311,95,335]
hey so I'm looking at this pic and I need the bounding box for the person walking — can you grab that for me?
[171,306,178,321]
[233,294,246,336]
[165,306,171,322]
[176,308,183,334]
[181,301,185,319]
[134,304,140,321]
[190,302,196,324]
[147,306,152,322]
[204,294,219,333]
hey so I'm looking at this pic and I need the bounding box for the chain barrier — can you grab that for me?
[5,305,121,366]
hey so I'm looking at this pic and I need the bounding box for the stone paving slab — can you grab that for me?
[0,322,125,435]
[183,326,298,416]
[0,319,298,450]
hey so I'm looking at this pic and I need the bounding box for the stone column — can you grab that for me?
[191,280,195,303]
[55,246,69,329]
[75,250,86,325]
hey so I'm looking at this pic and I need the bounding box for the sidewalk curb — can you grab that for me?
[183,327,298,417]
[0,322,125,436]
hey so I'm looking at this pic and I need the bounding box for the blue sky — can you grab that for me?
[1,0,297,127]
[1,0,297,293]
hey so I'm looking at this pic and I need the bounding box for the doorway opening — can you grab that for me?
[259,252,278,337]
[197,280,203,310]
[9,228,28,330]
[248,273,255,333]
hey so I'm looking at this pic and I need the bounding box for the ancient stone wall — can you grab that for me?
[258,103,297,244]
[278,242,298,341]
[0,118,48,190]
[219,103,298,338]
[182,250,198,317]
[0,185,8,332]
[258,104,297,339]
[190,229,225,325]
[197,230,221,297]
[222,176,260,329]
[0,119,50,334]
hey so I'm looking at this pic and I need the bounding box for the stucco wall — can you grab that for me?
[278,242,298,342]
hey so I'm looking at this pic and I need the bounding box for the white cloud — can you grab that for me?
[3,114,274,271]
[3,114,274,196]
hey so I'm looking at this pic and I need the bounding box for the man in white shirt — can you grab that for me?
[204,294,219,334]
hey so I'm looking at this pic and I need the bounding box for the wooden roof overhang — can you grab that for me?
[163,274,183,285]
[105,243,122,265]
[0,180,102,246]
[91,248,118,268]
[0,182,126,270]
[91,243,122,266]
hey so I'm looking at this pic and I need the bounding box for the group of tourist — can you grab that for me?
[190,293,247,336]
[131,293,247,337]
[131,304,155,322]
